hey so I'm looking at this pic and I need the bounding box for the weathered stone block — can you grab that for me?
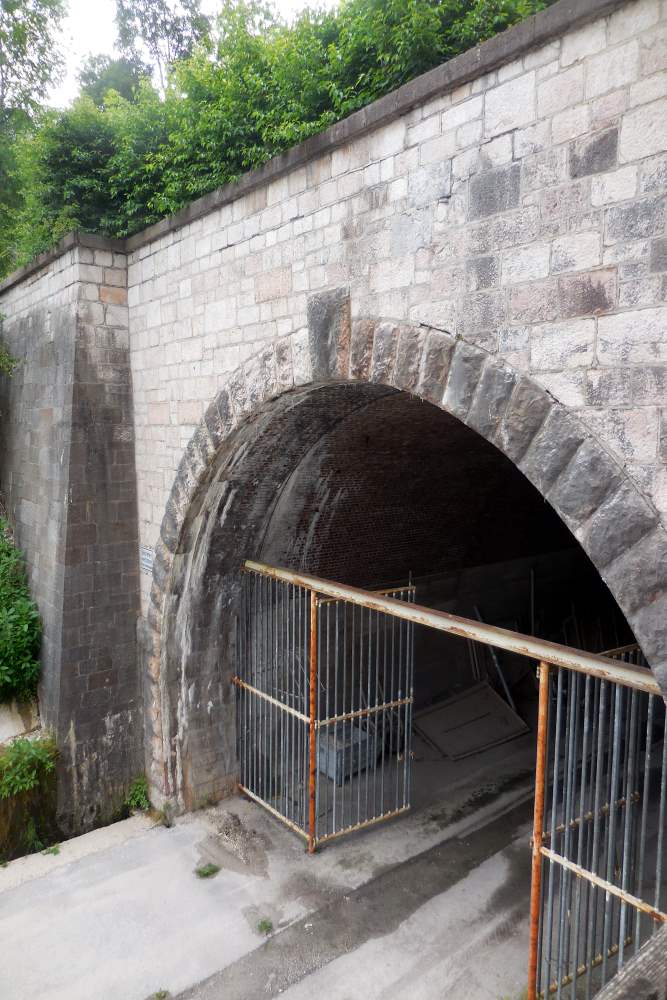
[650,237,667,272]
[349,320,375,381]
[548,438,622,529]
[465,361,516,439]
[582,480,658,569]
[607,195,667,244]
[604,526,667,615]
[531,318,595,371]
[467,206,540,254]
[551,232,601,273]
[585,41,640,100]
[496,376,552,461]
[416,328,455,404]
[469,163,521,220]
[591,165,638,206]
[460,290,506,337]
[598,305,667,364]
[307,286,351,380]
[442,339,487,420]
[466,255,499,291]
[570,128,618,179]
[558,267,617,317]
[619,98,667,163]
[538,65,584,117]
[484,71,536,138]
[519,406,587,495]
[509,279,559,324]
[502,243,550,284]
[370,322,399,384]
[408,161,451,208]
[522,148,568,192]
[394,325,426,391]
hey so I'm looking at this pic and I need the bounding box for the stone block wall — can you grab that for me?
[122,0,667,617]
[0,237,142,831]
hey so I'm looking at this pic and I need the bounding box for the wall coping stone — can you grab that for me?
[0,0,626,297]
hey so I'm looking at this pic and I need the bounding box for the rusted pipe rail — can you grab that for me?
[244,561,661,696]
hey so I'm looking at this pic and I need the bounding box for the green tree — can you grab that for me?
[79,54,150,107]
[0,0,67,117]
[115,0,210,90]
[3,0,548,275]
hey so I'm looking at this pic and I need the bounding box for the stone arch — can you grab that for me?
[143,291,667,807]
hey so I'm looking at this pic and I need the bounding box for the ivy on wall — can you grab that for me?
[0,520,41,703]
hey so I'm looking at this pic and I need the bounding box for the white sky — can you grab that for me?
[49,0,337,107]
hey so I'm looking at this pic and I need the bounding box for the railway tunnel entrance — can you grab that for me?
[154,369,666,998]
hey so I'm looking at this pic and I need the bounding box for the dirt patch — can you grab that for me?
[196,810,271,878]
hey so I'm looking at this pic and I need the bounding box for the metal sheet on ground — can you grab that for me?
[414,681,528,759]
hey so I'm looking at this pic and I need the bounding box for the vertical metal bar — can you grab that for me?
[602,683,624,986]
[570,672,592,999]
[619,688,639,967]
[308,590,318,854]
[528,661,550,1000]
[556,669,577,998]
[635,694,655,954]
[333,600,339,834]
[586,679,607,1000]
[654,711,667,915]
[544,667,564,993]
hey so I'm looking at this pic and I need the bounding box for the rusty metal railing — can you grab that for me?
[234,563,415,853]
[531,651,667,999]
[234,561,665,999]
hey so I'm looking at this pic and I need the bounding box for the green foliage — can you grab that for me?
[41,842,60,855]
[0,342,17,376]
[195,862,221,878]
[125,775,151,811]
[0,520,41,702]
[0,0,66,117]
[257,917,273,935]
[0,736,57,800]
[1,0,547,275]
[116,0,211,90]
[79,55,151,107]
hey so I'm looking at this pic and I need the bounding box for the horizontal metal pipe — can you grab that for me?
[314,805,411,845]
[540,937,633,998]
[540,846,667,922]
[541,792,641,842]
[244,562,661,696]
[316,696,413,728]
[231,676,311,723]
[318,584,416,606]
[239,784,310,841]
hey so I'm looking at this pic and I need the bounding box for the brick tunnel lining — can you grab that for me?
[258,388,576,586]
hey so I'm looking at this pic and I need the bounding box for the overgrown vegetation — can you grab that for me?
[125,775,151,812]
[0,735,57,800]
[195,862,221,878]
[0,343,17,377]
[0,0,546,276]
[0,520,41,703]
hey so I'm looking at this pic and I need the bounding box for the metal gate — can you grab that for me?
[233,560,667,998]
[234,561,415,851]
[529,648,667,998]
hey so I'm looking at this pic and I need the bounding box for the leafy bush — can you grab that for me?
[0,520,41,702]
[0,735,57,800]
[0,343,17,377]
[125,775,150,811]
[0,0,546,273]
